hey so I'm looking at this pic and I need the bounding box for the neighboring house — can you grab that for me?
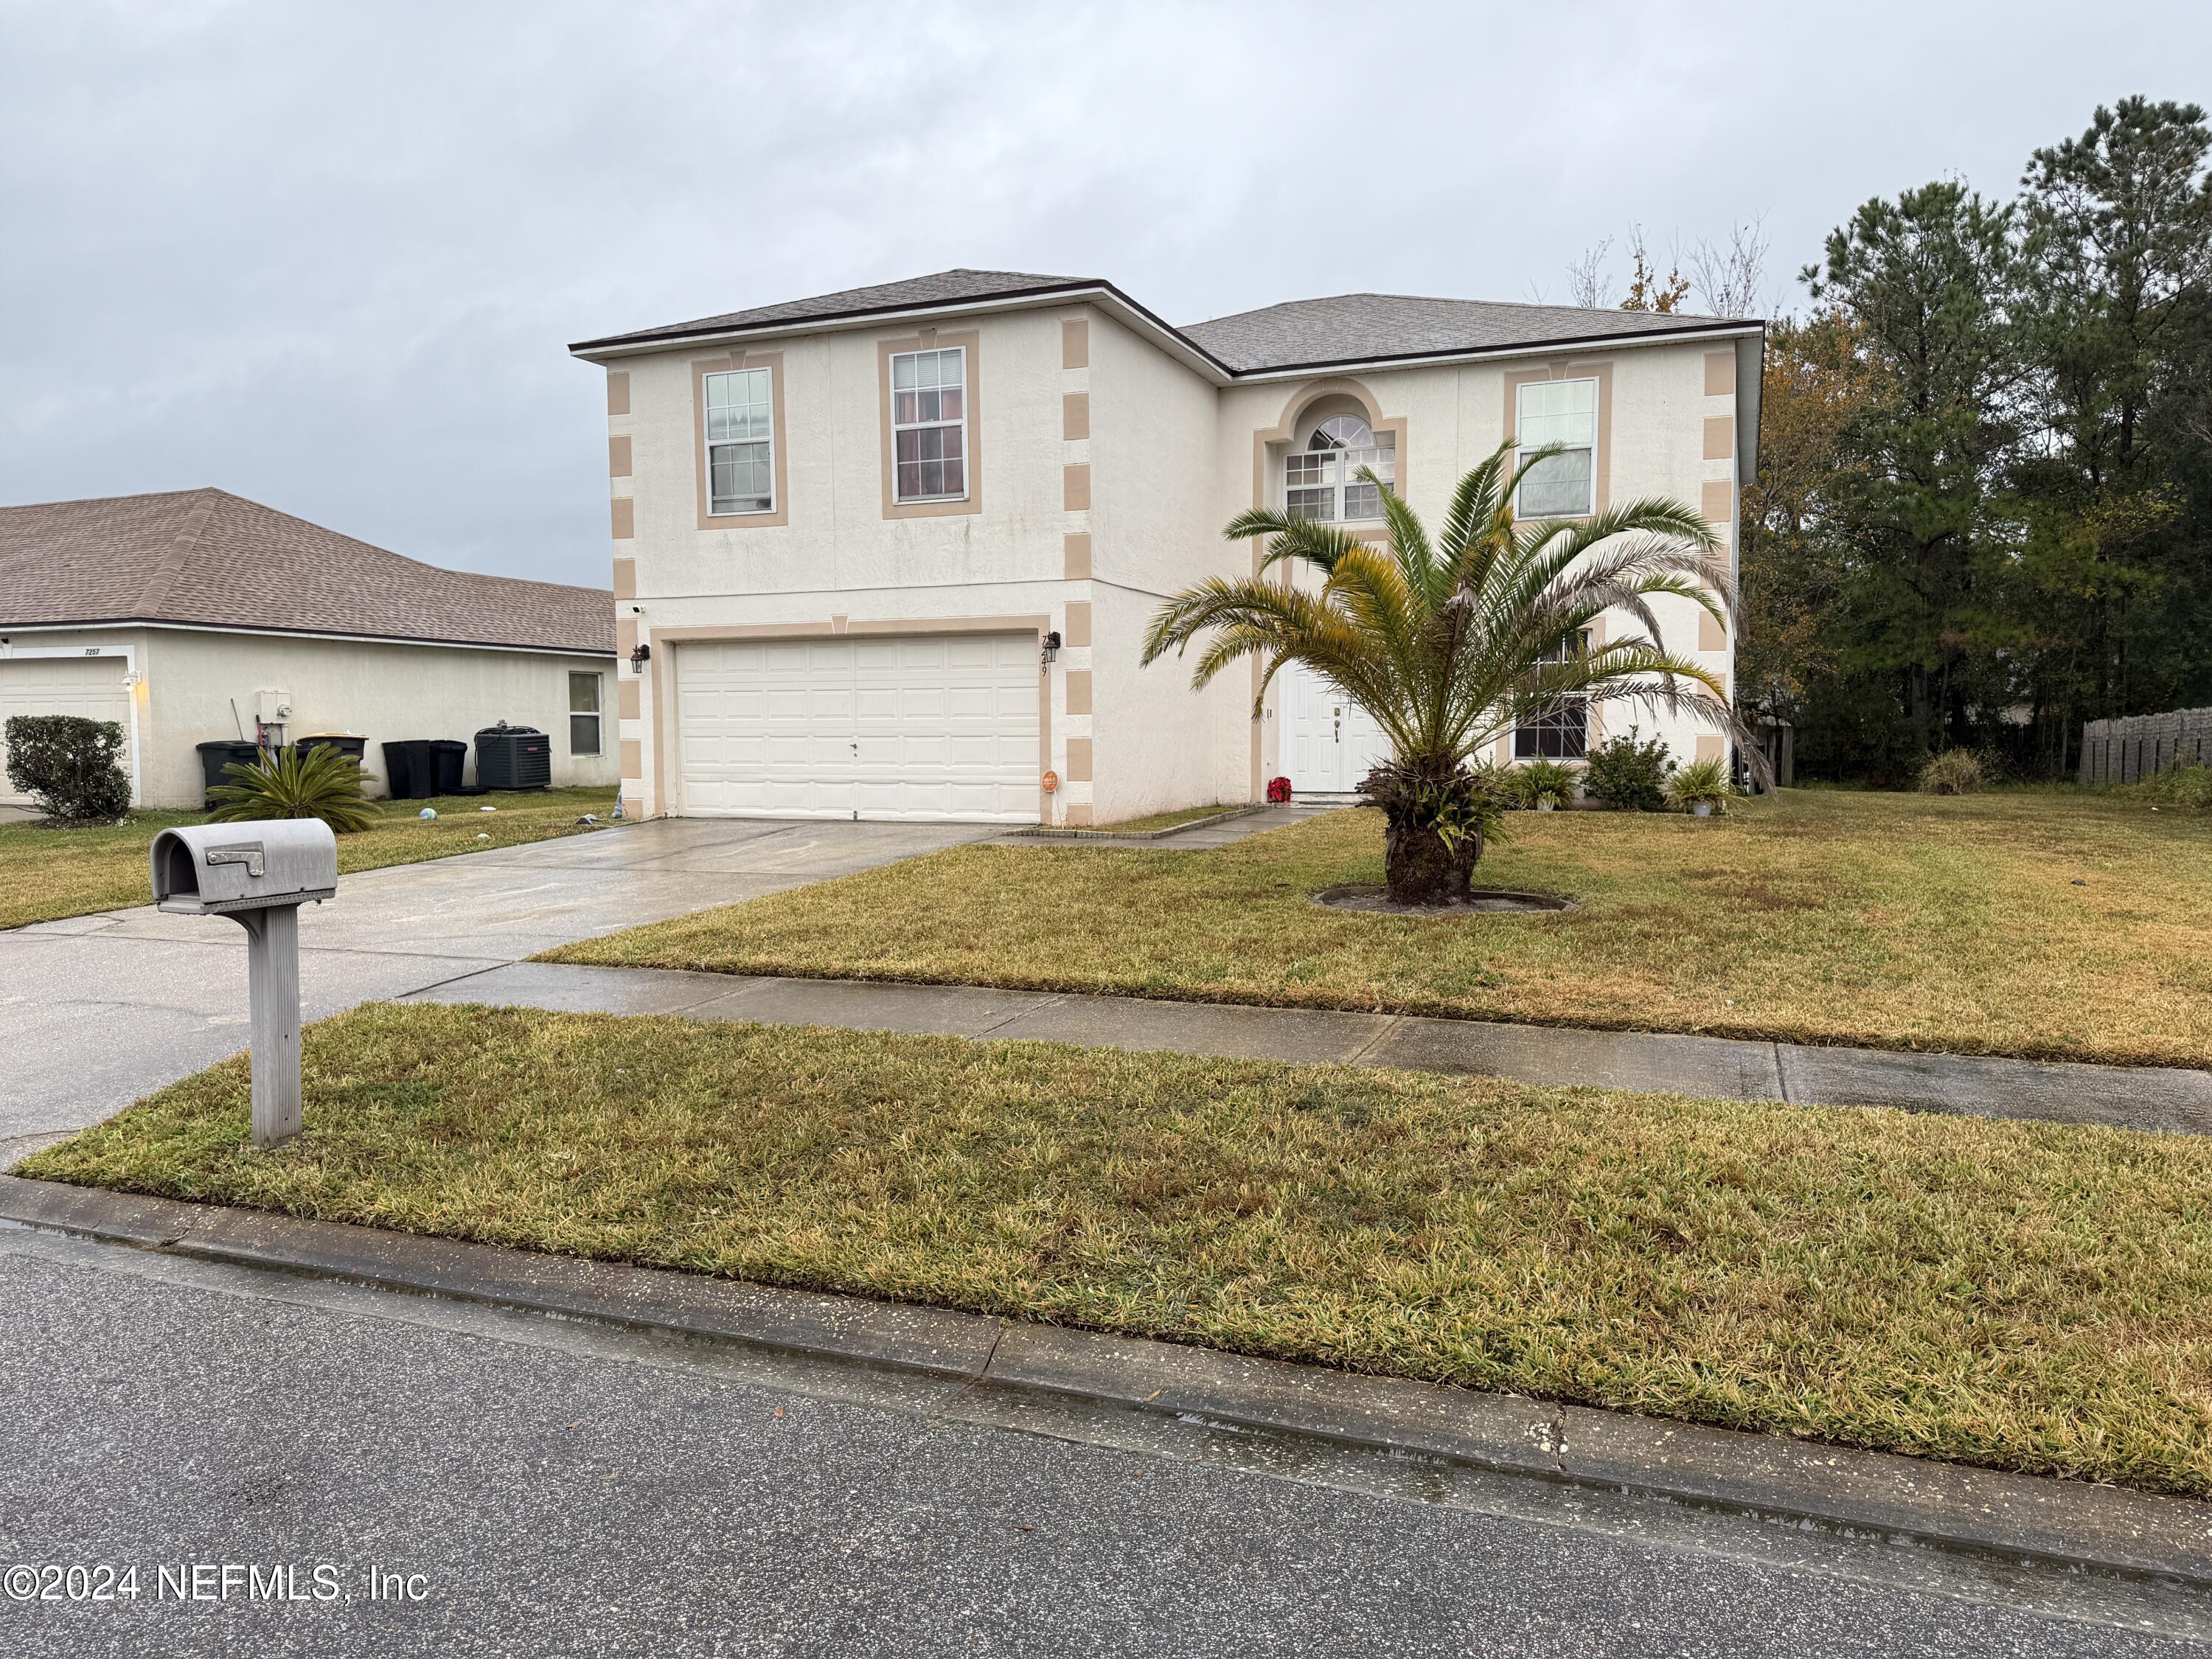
[0,488,619,808]
[570,269,1761,827]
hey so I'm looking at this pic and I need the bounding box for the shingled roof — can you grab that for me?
[0,488,614,655]
[1178,293,1747,374]
[571,268,1754,375]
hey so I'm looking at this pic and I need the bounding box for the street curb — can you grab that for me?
[4,1173,2208,1587]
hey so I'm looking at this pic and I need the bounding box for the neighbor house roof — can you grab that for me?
[570,268,1756,378]
[0,488,614,655]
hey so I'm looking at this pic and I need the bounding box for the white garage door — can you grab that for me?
[0,656,136,806]
[675,633,1040,822]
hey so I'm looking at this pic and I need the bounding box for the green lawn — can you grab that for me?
[1094,803,1245,834]
[543,788,2212,1070]
[1,787,619,931]
[23,1001,2212,1495]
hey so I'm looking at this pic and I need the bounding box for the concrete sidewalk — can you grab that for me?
[405,961,2212,1135]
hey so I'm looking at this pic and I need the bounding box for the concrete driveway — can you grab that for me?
[0,818,988,1158]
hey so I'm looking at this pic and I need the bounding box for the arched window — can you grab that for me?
[1284,412,1395,523]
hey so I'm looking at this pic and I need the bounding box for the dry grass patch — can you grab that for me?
[545,788,2212,1067]
[0,787,619,931]
[22,1001,2212,1495]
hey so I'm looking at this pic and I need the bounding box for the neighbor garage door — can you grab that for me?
[0,655,135,806]
[674,633,1039,821]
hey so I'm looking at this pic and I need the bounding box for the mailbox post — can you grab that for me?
[150,821,338,1147]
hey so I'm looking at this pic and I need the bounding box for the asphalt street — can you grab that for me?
[1,1225,2199,1658]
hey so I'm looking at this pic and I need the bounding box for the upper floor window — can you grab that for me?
[1515,378,1598,518]
[891,347,967,502]
[705,367,775,515]
[1285,414,1394,523]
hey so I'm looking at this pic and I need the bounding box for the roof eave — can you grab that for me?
[0,617,616,658]
[569,282,1236,383]
[1221,319,1766,382]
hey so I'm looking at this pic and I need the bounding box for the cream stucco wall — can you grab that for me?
[602,299,1744,823]
[6,625,618,807]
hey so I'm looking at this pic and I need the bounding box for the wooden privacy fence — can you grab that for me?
[2079,707,2212,785]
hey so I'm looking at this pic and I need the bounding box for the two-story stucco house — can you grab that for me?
[570,270,1761,827]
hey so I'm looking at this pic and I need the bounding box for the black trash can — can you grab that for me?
[380,739,437,801]
[295,734,367,768]
[194,740,264,809]
[474,723,551,790]
[428,739,468,795]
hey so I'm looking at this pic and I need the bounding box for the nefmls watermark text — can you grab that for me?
[5,1562,431,1604]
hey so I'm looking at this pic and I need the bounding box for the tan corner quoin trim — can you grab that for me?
[1704,351,1736,397]
[1502,360,1613,522]
[1699,608,1729,652]
[1063,463,1091,512]
[611,557,637,600]
[616,618,639,657]
[1065,669,1093,716]
[1063,532,1092,580]
[1062,601,1092,647]
[617,678,640,720]
[606,370,630,417]
[691,349,790,530]
[608,434,632,478]
[1701,479,1736,526]
[620,738,642,780]
[610,498,635,540]
[1065,737,1093,783]
[1694,733,1726,763]
[1703,417,1735,462]
[1062,317,1088,369]
[877,327,983,521]
[643,614,1052,821]
[1064,803,1093,827]
[1062,392,1090,442]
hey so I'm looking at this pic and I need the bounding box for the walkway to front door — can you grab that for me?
[1281,662,1390,792]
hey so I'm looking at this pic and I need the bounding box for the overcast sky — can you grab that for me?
[2,1,2205,590]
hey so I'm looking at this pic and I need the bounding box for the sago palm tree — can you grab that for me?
[1142,439,1759,903]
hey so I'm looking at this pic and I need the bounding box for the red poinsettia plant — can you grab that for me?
[1266,775,1293,804]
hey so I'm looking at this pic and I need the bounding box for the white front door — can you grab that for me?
[0,656,136,806]
[1279,661,1390,793]
[673,633,1039,821]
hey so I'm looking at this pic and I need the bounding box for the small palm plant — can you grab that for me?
[1665,754,1738,815]
[206,743,381,833]
[1506,757,1581,810]
[1144,440,1759,902]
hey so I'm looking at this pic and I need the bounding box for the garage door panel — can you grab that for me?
[676,634,1037,822]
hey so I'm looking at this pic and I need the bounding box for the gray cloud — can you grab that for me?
[2,0,2202,587]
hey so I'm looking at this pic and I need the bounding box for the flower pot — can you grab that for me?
[1692,801,1714,818]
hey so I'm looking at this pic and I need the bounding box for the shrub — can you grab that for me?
[2137,762,2212,813]
[3,714,132,824]
[1266,775,1293,804]
[1581,729,1674,812]
[1666,754,1738,813]
[1918,749,1986,796]
[1503,757,1580,809]
[206,742,380,833]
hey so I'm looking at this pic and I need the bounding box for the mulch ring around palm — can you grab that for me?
[1312,883,1574,917]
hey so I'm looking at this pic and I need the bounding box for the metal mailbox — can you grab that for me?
[148,818,339,1147]
[152,821,337,915]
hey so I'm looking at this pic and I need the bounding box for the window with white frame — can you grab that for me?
[1513,633,1590,759]
[1515,378,1598,518]
[568,670,603,757]
[891,347,967,501]
[704,367,775,515]
[1284,414,1395,523]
